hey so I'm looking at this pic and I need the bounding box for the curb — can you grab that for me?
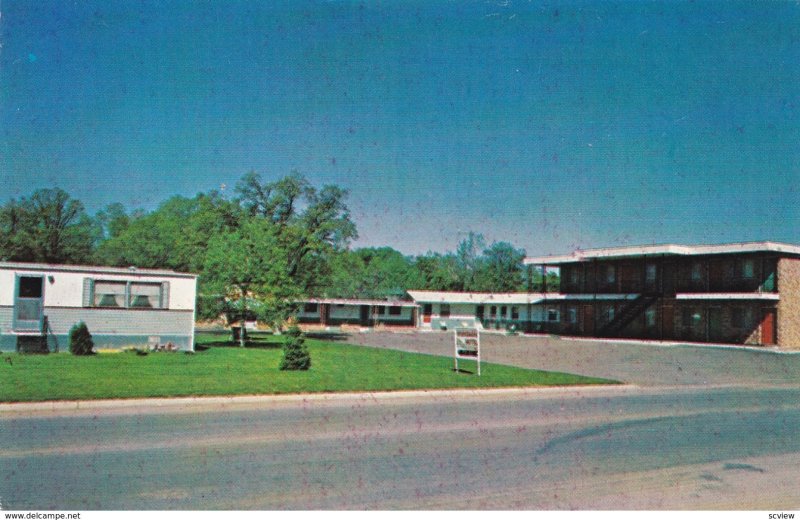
[0,384,637,414]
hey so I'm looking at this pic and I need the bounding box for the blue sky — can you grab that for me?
[2,1,799,256]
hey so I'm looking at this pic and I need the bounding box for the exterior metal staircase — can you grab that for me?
[599,295,658,337]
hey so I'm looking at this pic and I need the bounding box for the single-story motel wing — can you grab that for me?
[1,262,197,353]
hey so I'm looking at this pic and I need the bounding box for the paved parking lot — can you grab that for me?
[339,331,800,387]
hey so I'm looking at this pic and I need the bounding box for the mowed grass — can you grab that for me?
[0,332,617,402]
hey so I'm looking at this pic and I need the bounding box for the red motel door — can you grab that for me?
[423,304,432,324]
[761,308,776,345]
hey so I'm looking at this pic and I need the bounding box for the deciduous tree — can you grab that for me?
[0,188,94,264]
[203,218,301,345]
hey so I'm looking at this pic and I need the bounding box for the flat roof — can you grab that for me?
[525,241,800,265]
[305,298,417,307]
[0,261,198,279]
[408,290,549,305]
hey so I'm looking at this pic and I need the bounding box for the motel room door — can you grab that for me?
[661,305,674,341]
[359,305,370,326]
[582,305,594,335]
[422,304,432,324]
[761,308,777,346]
[13,275,45,331]
[708,307,723,342]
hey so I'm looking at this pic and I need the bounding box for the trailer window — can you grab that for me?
[129,283,161,308]
[94,281,127,307]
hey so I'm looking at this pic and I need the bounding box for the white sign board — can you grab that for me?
[454,327,481,376]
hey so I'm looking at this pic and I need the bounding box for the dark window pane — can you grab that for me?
[18,277,43,298]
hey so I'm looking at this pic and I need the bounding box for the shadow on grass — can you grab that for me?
[304,332,350,341]
[452,368,476,375]
[197,340,284,350]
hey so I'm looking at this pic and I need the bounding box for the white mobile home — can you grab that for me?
[0,262,197,353]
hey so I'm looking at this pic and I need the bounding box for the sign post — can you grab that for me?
[454,327,481,376]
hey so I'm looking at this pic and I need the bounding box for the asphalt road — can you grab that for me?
[2,384,800,510]
[2,333,800,510]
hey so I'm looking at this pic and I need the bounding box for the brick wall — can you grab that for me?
[777,258,800,349]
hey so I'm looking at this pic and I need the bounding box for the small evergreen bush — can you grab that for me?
[279,326,311,370]
[68,322,95,356]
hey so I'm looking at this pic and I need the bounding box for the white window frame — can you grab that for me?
[91,279,167,310]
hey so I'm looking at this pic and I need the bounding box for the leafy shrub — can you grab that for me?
[279,326,311,370]
[68,322,95,356]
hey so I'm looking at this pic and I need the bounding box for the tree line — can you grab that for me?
[0,173,554,328]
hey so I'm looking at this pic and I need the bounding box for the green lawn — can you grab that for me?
[0,332,616,402]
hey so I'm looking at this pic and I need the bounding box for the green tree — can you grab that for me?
[203,218,301,345]
[94,202,133,241]
[473,241,527,292]
[95,192,240,272]
[235,172,357,294]
[455,232,486,291]
[0,199,30,260]
[0,188,95,264]
[413,252,462,291]
[327,247,421,298]
[68,322,95,356]
[279,325,311,370]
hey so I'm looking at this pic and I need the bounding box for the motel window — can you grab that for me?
[511,306,519,320]
[567,307,578,324]
[547,308,560,322]
[603,304,615,323]
[732,308,742,328]
[94,281,127,308]
[440,304,451,318]
[376,306,386,315]
[500,306,507,318]
[732,307,754,329]
[129,283,161,308]
[691,262,703,282]
[388,306,402,316]
[490,306,497,318]
[682,307,702,327]
[645,264,657,283]
[645,308,657,328]
[304,303,318,313]
[569,267,579,285]
[605,265,616,284]
[741,259,755,279]
[723,261,735,279]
